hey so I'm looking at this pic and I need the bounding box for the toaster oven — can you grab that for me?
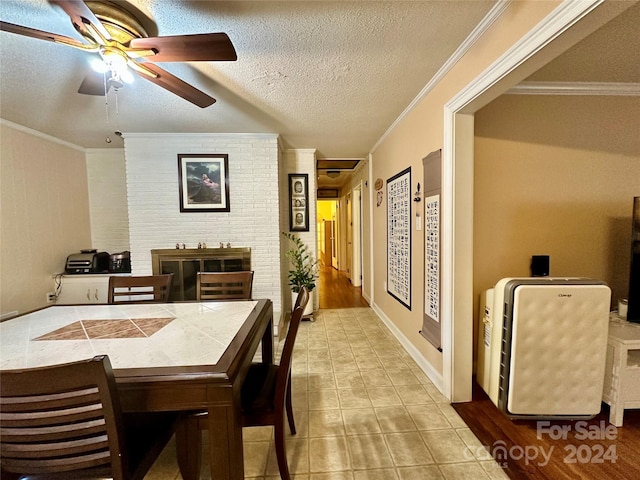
[65,250,110,274]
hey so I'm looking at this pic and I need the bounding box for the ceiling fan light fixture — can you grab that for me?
[90,57,109,73]
[103,49,127,68]
[118,68,135,84]
[92,50,134,84]
[107,75,124,90]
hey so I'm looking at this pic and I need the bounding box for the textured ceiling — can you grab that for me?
[526,0,640,83]
[0,0,496,159]
[2,1,637,192]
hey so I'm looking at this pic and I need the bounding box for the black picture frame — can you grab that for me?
[386,167,412,310]
[178,154,230,212]
[289,174,309,231]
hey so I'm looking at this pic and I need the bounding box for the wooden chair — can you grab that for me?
[293,285,309,312]
[108,274,173,304]
[176,304,307,480]
[196,271,254,300]
[0,355,177,480]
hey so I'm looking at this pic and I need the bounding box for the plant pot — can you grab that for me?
[291,289,314,317]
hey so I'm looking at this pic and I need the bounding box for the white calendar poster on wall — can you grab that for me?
[386,167,411,310]
[425,194,440,322]
[420,149,442,350]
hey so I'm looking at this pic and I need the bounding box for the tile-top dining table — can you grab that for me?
[0,298,274,480]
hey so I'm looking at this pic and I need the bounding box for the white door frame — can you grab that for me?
[331,201,339,269]
[441,0,606,401]
[352,184,363,287]
[346,192,352,279]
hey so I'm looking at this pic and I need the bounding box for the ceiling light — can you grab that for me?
[119,69,135,84]
[90,57,109,73]
[326,171,340,178]
[103,49,128,72]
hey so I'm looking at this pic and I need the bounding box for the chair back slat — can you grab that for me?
[3,400,104,427]
[0,356,127,478]
[108,274,173,304]
[197,271,254,301]
[274,305,305,408]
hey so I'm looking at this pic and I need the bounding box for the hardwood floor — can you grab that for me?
[453,382,640,479]
[317,264,369,309]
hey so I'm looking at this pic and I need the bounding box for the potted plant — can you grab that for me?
[282,231,318,316]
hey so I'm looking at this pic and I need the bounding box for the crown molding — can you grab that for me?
[123,132,280,141]
[370,0,512,153]
[1,119,85,152]
[507,81,640,96]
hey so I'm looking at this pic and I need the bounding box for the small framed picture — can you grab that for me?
[289,173,309,231]
[178,154,230,212]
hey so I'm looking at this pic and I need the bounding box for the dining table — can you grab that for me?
[0,298,274,480]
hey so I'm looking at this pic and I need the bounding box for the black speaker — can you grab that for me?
[531,255,549,277]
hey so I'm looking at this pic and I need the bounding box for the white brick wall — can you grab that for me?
[123,133,282,322]
[86,149,130,253]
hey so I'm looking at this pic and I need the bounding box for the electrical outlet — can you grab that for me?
[46,292,56,303]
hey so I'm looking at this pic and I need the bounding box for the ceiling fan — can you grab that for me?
[0,0,237,107]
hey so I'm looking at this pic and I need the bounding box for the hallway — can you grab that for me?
[317,265,369,309]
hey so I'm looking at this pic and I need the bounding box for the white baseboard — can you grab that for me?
[370,303,445,398]
[362,291,371,304]
[0,310,19,321]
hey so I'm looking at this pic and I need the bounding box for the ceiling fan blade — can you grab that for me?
[128,33,237,62]
[78,70,112,96]
[0,20,86,47]
[136,62,215,108]
[50,0,112,41]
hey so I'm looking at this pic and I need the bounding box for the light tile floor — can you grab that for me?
[146,308,509,479]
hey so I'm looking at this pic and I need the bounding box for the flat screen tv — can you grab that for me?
[628,196,640,323]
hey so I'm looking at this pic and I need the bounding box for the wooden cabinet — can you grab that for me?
[151,248,251,301]
[55,275,111,304]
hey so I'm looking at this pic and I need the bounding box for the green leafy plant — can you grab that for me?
[282,232,318,292]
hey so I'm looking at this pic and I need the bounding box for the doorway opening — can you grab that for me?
[317,200,338,270]
[316,194,367,309]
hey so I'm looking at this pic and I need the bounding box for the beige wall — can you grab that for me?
[0,122,91,316]
[369,0,564,381]
[474,94,640,325]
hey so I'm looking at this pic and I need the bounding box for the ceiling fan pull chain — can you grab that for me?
[104,73,112,143]
[114,87,122,137]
